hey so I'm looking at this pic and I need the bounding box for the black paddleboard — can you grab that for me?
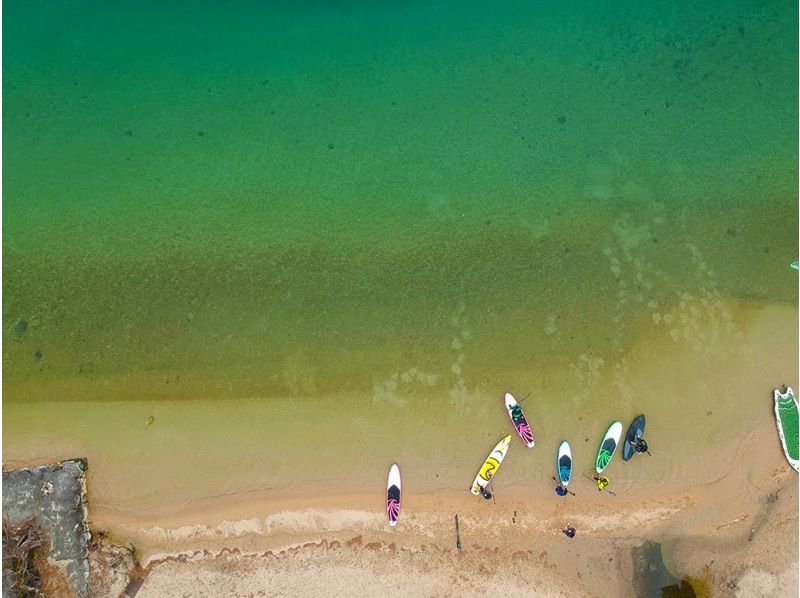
[623,414,646,461]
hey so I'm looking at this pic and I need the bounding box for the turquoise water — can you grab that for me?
[3,1,798,511]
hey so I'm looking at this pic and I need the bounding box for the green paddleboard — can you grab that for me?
[774,387,799,473]
[595,421,623,474]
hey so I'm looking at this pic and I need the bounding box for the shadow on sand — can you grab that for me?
[632,540,706,598]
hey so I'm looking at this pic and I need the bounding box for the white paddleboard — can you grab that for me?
[557,440,572,487]
[387,464,401,526]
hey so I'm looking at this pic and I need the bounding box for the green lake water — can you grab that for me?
[3,1,798,513]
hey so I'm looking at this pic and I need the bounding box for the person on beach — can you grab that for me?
[629,434,649,454]
[634,437,649,454]
[562,526,576,539]
[551,477,573,497]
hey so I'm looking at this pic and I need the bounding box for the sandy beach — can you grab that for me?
[4,292,797,597]
[4,300,798,596]
[90,413,797,598]
[67,300,798,597]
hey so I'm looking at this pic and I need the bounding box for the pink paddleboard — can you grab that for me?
[387,464,401,526]
[504,392,535,447]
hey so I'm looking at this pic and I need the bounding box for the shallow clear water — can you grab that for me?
[3,1,798,513]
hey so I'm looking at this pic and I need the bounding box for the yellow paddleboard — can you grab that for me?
[470,435,512,495]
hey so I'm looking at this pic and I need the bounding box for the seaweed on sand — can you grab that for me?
[2,517,44,596]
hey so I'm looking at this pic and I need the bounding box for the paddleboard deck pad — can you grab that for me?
[557,440,572,487]
[774,387,799,473]
[504,392,535,447]
[595,421,623,474]
[623,415,646,461]
[470,435,512,495]
[387,464,401,526]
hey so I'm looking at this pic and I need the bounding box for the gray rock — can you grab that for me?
[3,459,90,597]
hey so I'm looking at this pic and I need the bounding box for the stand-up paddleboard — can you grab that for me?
[595,421,622,474]
[387,464,401,526]
[622,415,646,461]
[470,435,512,495]
[774,387,799,473]
[557,440,572,487]
[504,392,535,447]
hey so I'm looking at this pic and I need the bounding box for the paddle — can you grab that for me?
[551,476,576,496]
[455,514,462,550]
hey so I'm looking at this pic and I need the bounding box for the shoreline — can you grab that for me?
[92,409,797,596]
[94,416,796,566]
[105,454,797,597]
